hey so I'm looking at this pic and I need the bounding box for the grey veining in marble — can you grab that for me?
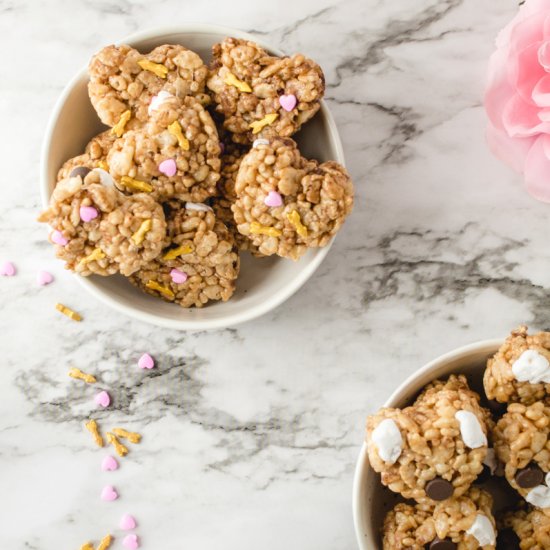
[0,0,545,548]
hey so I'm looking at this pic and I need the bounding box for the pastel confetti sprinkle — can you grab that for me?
[112,427,142,444]
[138,58,168,78]
[101,485,119,501]
[0,261,16,276]
[168,120,190,150]
[252,138,269,148]
[85,419,104,447]
[223,72,251,93]
[249,113,278,134]
[148,90,173,115]
[77,247,105,269]
[287,210,308,238]
[162,244,193,260]
[56,303,82,322]
[94,390,111,408]
[80,205,99,222]
[106,432,129,457]
[69,367,96,384]
[138,353,155,370]
[51,230,68,246]
[145,279,175,299]
[159,158,177,177]
[120,176,153,193]
[101,455,119,472]
[97,534,114,550]
[131,219,152,246]
[111,109,132,137]
[120,513,137,530]
[264,191,283,207]
[80,543,94,550]
[249,221,281,237]
[279,93,297,112]
[170,268,188,284]
[122,534,140,549]
[37,270,53,286]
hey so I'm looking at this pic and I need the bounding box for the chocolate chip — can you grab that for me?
[487,399,507,416]
[496,528,520,549]
[425,477,454,501]
[515,462,544,488]
[426,537,456,550]
[69,166,91,179]
[474,464,491,485]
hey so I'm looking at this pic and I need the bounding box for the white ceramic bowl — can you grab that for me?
[352,339,504,550]
[40,25,345,330]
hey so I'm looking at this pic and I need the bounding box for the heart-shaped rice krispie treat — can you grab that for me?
[207,37,325,144]
[88,44,209,128]
[382,487,496,550]
[106,94,221,202]
[484,325,550,406]
[129,201,239,307]
[493,401,550,510]
[38,173,166,276]
[366,375,490,503]
[499,506,550,549]
[231,137,353,260]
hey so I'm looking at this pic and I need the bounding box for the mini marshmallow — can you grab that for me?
[371,418,403,464]
[185,202,212,212]
[92,168,116,188]
[252,138,270,148]
[483,448,498,475]
[527,484,550,508]
[148,90,173,115]
[455,410,487,449]
[512,349,550,384]
[466,514,496,546]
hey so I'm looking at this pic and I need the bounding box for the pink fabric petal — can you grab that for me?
[532,74,550,106]
[503,93,550,136]
[543,132,550,159]
[486,123,535,174]
[509,13,545,54]
[485,48,517,131]
[538,41,550,70]
[498,1,550,48]
[514,41,546,103]
[544,13,550,38]
[524,134,550,201]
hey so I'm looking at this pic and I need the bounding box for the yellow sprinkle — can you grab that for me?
[97,534,113,550]
[98,160,109,171]
[85,419,104,447]
[106,432,129,457]
[111,109,132,137]
[249,113,278,135]
[131,219,152,246]
[162,244,194,260]
[145,280,175,299]
[113,427,142,444]
[80,543,94,550]
[68,368,96,384]
[249,221,281,237]
[287,210,308,238]
[56,303,82,322]
[78,248,105,269]
[138,58,168,78]
[120,176,153,193]
[223,71,252,93]
[168,121,190,151]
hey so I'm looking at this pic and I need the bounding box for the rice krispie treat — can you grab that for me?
[484,325,550,406]
[107,95,221,202]
[366,375,490,503]
[38,174,166,276]
[382,487,496,549]
[207,37,325,144]
[499,506,550,549]
[129,202,239,307]
[232,137,353,260]
[88,44,209,128]
[493,401,550,510]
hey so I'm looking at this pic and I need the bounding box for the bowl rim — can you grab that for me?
[39,24,345,330]
[352,338,503,550]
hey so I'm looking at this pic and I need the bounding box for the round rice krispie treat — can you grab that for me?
[207,37,325,144]
[106,95,221,202]
[366,375,490,503]
[493,401,550,510]
[88,44,209,128]
[129,202,239,307]
[484,325,550,406]
[232,137,353,260]
[382,487,496,549]
[38,174,166,276]
[499,506,550,549]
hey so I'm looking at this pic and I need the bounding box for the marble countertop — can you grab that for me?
[0,0,542,548]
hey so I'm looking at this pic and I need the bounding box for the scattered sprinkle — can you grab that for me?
[69,367,96,384]
[78,247,105,268]
[101,455,119,472]
[131,219,152,246]
[279,93,297,112]
[287,210,308,238]
[97,534,114,550]
[120,176,153,193]
[249,113,278,134]
[145,279,175,299]
[111,109,132,137]
[80,205,99,222]
[85,419,104,447]
[94,390,111,408]
[97,160,109,171]
[120,513,137,530]
[162,244,193,260]
[51,230,68,246]
[264,191,283,207]
[80,543,94,550]
[168,120,190,150]
[249,221,281,237]
[37,270,54,286]
[158,158,177,177]
[0,261,16,276]
[138,353,155,370]
[112,427,142,444]
[138,58,168,78]
[56,303,82,322]
[106,432,129,457]
[101,485,119,502]
[170,268,188,284]
[122,534,140,549]
[223,72,251,93]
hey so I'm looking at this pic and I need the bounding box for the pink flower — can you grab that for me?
[485,0,550,201]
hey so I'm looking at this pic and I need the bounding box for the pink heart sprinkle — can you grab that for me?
[101,485,118,501]
[51,230,68,246]
[0,261,16,277]
[120,513,137,530]
[37,270,53,285]
[170,268,188,284]
[79,205,99,222]
[94,390,111,408]
[138,353,155,370]
[101,455,119,472]
[279,94,297,112]
[123,534,139,549]
[264,191,283,207]
[159,158,177,177]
